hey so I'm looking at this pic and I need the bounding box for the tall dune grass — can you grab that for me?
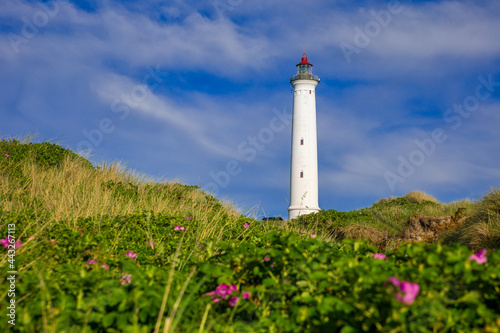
[443,188,500,250]
[0,152,242,243]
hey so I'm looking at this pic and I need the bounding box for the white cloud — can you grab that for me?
[1,0,499,215]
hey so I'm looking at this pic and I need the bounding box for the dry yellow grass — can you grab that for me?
[339,224,387,247]
[0,155,241,234]
[404,190,439,203]
[448,188,500,250]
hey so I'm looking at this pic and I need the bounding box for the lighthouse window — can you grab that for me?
[300,139,304,145]
[300,171,304,178]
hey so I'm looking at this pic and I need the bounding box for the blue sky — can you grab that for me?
[1,0,499,219]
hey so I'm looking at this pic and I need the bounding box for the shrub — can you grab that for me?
[0,138,94,171]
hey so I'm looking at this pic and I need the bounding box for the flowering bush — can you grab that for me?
[1,141,499,332]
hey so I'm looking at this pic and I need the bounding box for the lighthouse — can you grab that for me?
[288,53,320,220]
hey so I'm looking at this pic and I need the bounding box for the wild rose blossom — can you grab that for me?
[5,154,9,157]
[205,284,249,307]
[243,223,249,229]
[469,249,487,264]
[205,284,237,303]
[373,253,387,260]
[1,237,21,248]
[186,216,193,220]
[386,277,420,305]
[174,226,185,231]
[101,264,110,270]
[310,234,317,238]
[0,238,10,248]
[228,297,239,307]
[148,241,155,247]
[121,273,132,285]
[86,259,98,268]
[126,251,137,259]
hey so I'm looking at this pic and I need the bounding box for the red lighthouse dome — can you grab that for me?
[296,52,313,66]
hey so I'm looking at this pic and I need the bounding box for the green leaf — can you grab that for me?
[102,312,116,327]
[426,254,441,266]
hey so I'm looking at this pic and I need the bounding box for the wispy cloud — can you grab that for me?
[1,0,499,217]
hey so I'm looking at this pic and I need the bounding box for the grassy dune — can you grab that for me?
[1,139,499,332]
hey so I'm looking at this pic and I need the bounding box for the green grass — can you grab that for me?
[1,139,499,332]
[293,191,478,250]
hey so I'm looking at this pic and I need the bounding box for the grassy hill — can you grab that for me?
[1,139,499,332]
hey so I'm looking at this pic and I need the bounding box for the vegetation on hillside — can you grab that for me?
[1,139,499,332]
[294,190,484,250]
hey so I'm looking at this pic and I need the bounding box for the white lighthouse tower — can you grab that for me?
[288,53,320,220]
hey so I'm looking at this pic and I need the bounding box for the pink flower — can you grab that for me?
[263,257,270,262]
[205,284,248,306]
[148,241,155,247]
[374,253,387,260]
[310,234,317,238]
[243,223,249,229]
[0,238,10,248]
[215,284,237,299]
[29,235,35,241]
[5,154,9,157]
[469,249,487,264]
[86,259,98,268]
[186,216,193,220]
[51,239,57,245]
[205,284,236,299]
[204,284,251,307]
[386,277,420,305]
[126,251,137,259]
[100,264,109,269]
[121,273,132,285]
[79,231,83,236]
[1,237,21,248]
[270,264,274,268]
[228,297,239,307]
[174,226,185,231]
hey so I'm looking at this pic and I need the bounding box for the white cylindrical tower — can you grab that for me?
[288,53,320,220]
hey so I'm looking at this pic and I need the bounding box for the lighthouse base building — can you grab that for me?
[288,53,321,221]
